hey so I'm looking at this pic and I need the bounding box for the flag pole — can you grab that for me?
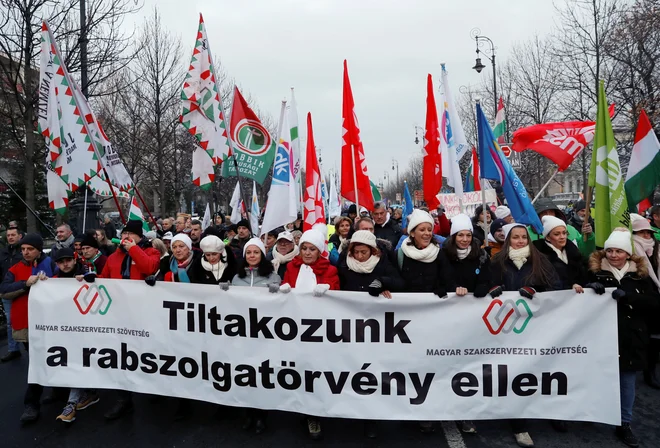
[134,186,159,231]
[350,143,360,212]
[476,99,489,236]
[532,168,560,204]
[0,173,56,238]
[82,187,88,230]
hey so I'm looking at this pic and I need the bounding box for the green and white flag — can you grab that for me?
[588,81,630,247]
[128,196,151,232]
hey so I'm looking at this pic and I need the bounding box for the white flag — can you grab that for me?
[328,170,341,218]
[202,204,211,230]
[230,181,243,223]
[439,63,469,199]
[250,181,260,236]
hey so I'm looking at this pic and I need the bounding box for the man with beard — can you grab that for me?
[54,224,75,250]
[567,200,595,236]
[190,219,203,250]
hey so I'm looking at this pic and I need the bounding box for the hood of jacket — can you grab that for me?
[588,250,647,277]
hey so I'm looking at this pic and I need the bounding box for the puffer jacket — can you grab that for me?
[232,268,281,287]
[100,241,160,280]
[588,251,660,371]
[533,239,588,289]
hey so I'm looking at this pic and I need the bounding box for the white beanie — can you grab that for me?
[495,206,511,220]
[604,229,633,255]
[200,235,225,254]
[541,215,566,238]
[502,223,527,241]
[243,237,266,257]
[299,229,326,253]
[171,233,192,250]
[407,209,434,232]
[450,213,473,236]
[350,230,377,248]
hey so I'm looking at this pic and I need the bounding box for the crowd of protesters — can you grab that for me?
[1,202,660,448]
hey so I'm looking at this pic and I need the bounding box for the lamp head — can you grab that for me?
[472,57,485,74]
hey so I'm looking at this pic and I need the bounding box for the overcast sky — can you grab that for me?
[135,0,557,185]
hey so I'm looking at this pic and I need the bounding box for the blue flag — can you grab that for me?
[402,181,414,229]
[477,103,542,233]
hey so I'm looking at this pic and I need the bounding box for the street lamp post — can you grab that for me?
[414,125,424,150]
[391,159,399,185]
[384,171,390,189]
[471,28,497,118]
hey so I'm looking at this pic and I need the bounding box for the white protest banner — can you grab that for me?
[438,190,498,218]
[28,280,620,424]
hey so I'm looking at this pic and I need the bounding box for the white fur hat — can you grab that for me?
[495,206,511,220]
[243,237,266,257]
[502,223,527,241]
[171,233,192,250]
[299,229,326,253]
[450,213,473,236]
[407,209,434,232]
[541,215,566,238]
[350,230,377,248]
[604,229,633,255]
[200,235,225,254]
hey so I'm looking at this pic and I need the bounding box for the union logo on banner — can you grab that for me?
[482,298,533,335]
[73,284,113,315]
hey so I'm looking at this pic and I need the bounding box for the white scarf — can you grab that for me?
[201,258,227,281]
[508,246,530,270]
[632,235,660,288]
[546,241,568,264]
[346,254,380,274]
[610,261,630,283]
[457,246,472,260]
[401,237,440,263]
[271,245,299,272]
[337,235,347,254]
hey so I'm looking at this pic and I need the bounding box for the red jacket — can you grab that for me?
[282,256,340,290]
[434,214,451,237]
[100,244,160,280]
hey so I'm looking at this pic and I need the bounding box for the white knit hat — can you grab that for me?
[407,209,434,232]
[604,230,633,255]
[276,231,294,242]
[495,206,511,220]
[450,213,473,236]
[162,231,173,241]
[541,215,566,238]
[299,229,326,253]
[200,235,225,254]
[243,237,266,257]
[171,233,192,250]
[631,213,653,233]
[502,223,527,241]
[350,230,377,248]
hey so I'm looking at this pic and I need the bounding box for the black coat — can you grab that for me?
[397,246,445,294]
[438,247,491,296]
[470,220,488,246]
[589,251,660,371]
[374,219,403,249]
[490,256,561,292]
[187,250,237,285]
[104,222,117,240]
[533,240,588,289]
[338,254,404,293]
[0,243,22,282]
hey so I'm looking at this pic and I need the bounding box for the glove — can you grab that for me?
[474,284,489,298]
[83,272,97,283]
[279,284,291,294]
[519,287,536,299]
[433,287,447,298]
[145,275,156,287]
[585,282,605,295]
[268,283,279,294]
[313,284,330,297]
[489,286,503,298]
[612,288,627,302]
[219,282,230,291]
[368,279,383,297]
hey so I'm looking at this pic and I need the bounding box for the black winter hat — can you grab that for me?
[20,233,43,252]
[53,247,75,261]
[348,204,357,214]
[533,198,566,221]
[490,219,506,238]
[573,199,586,212]
[236,219,251,230]
[121,219,145,238]
[81,232,99,249]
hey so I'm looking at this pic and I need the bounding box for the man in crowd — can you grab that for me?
[163,231,173,252]
[174,216,186,235]
[495,205,514,224]
[190,219,203,250]
[52,247,84,278]
[229,219,252,259]
[98,219,160,420]
[160,218,174,236]
[264,229,278,256]
[103,214,117,240]
[567,200,594,234]
[433,206,451,237]
[650,205,660,241]
[54,224,75,250]
[372,202,402,248]
[0,225,24,362]
[347,204,358,222]
[80,232,108,276]
[0,233,53,423]
[530,198,595,257]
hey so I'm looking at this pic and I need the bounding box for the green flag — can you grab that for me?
[588,81,630,247]
[370,180,382,202]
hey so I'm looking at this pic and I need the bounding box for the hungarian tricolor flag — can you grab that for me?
[493,97,506,144]
[128,196,150,232]
[625,110,660,213]
[423,74,441,209]
[341,60,374,211]
[304,113,325,230]
[463,147,481,192]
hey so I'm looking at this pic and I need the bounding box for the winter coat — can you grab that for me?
[434,214,451,237]
[337,254,404,293]
[99,242,160,280]
[81,253,107,275]
[232,268,281,287]
[98,243,116,257]
[335,237,397,269]
[282,256,340,290]
[567,214,594,235]
[397,246,445,293]
[589,251,660,371]
[438,247,491,296]
[374,218,403,249]
[484,240,503,257]
[470,221,490,246]
[490,253,561,292]
[229,236,251,260]
[528,224,595,259]
[0,243,22,282]
[163,251,204,283]
[186,251,237,285]
[0,253,54,330]
[104,221,118,240]
[533,239,588,289]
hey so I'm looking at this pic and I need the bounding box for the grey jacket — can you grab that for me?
[231,269,281,288]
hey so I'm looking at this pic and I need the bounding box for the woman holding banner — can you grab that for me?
[488,222,560,448]
[193,235,236,285]
[588,229,660,448]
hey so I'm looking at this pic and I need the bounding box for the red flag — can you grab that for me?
[423,74,441,209]
[341,60,374,210]
[512,104,615,171]
[470,147,481,190]
[303,113,325,231]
